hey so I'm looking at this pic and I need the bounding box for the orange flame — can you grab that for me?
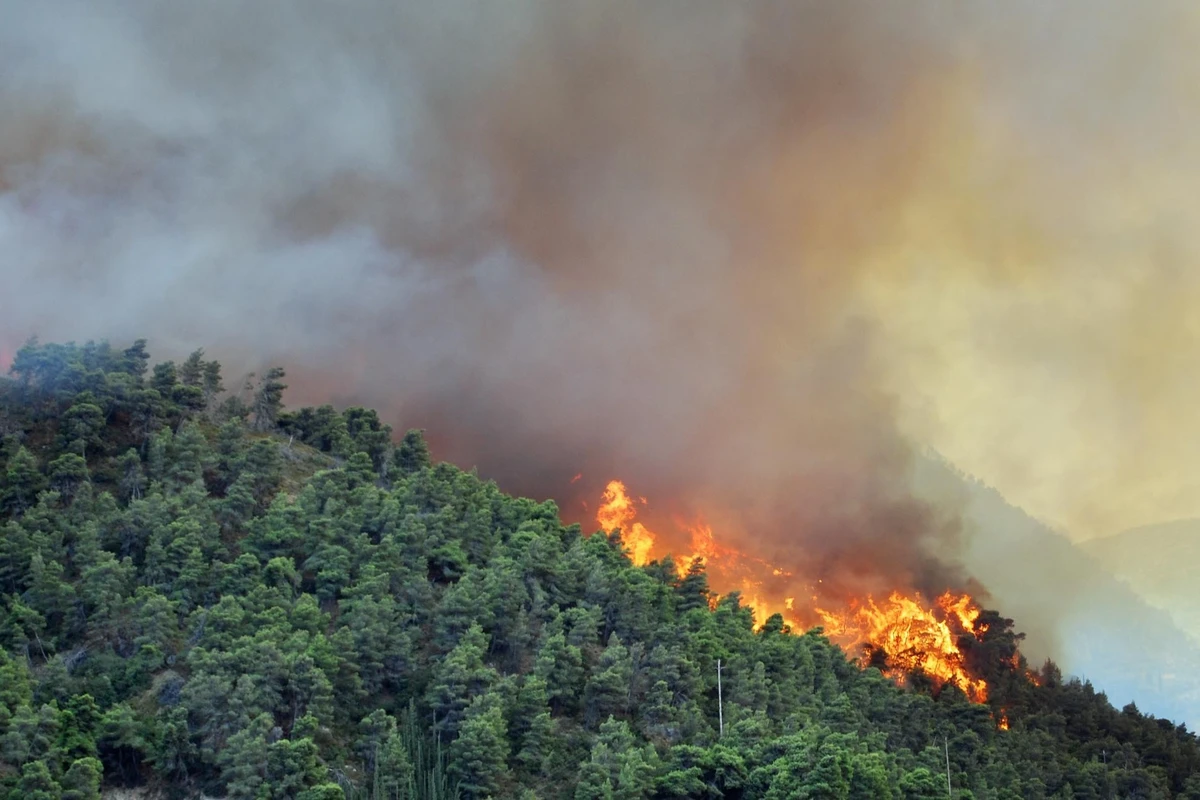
[596,480,656,566]
[591,477,1003,705]
[815,591,989,702]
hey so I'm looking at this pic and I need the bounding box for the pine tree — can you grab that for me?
[178,350,206,387]
[1,446,45,515]
[14,759,61,800]
[118,449,146,503]
[395,429,432,475]
[202,360,225,415]
[585,635,633,727]
[121,339,151,379]
[449,692,510,800]
[427,624,498,737]
[534,628,586,716]
[151,361,178,396]
[675,558,711,615]
[60,757,103,800]
[252,367,288,432]
[374,729,416,799]
[61,398,105,459]
[48,453,89,502]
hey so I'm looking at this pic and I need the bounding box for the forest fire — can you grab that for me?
[596,480,656,567]
[593,478,995,703]
[814,591,989,703]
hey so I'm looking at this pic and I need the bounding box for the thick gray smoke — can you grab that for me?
[3,0,1199,673]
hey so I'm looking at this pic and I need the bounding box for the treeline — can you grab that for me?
[0,338,1197,799]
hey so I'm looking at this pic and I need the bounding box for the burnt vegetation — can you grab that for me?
[0,338,1197,799]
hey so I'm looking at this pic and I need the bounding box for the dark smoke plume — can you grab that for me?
[3,1,1200,663]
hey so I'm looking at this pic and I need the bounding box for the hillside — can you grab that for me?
[1,338,1199,799]
[1083,521,1200,645]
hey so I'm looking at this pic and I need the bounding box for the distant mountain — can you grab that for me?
[915,453,1200,731]
[1083,519,1200,644]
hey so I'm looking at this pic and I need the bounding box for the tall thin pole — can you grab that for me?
[717,659,724,737]
[944,736,952,799]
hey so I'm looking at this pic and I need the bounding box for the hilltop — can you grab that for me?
[1,338,1198,799]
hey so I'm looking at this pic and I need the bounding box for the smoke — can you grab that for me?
[3,1,1200,643]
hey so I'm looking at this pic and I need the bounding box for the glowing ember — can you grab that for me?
[998,714,1010,730]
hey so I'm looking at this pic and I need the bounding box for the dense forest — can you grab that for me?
[0,338,1197,799]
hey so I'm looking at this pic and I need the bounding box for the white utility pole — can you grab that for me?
[717,659,724,737]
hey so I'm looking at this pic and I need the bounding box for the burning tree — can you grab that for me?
[591,476,1037,708]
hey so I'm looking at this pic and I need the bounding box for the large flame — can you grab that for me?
[596,480,656,567]
[592,476,996,704]
[815,591,989,703]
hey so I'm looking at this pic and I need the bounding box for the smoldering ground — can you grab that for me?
[3,0,1200,661]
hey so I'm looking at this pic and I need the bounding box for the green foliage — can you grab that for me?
[1,337,1198,799]
[450,693,510,798]
[1,445,44,515]
[60,756,103,800]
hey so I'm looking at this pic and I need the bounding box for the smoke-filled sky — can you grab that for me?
[2,0,1199,606]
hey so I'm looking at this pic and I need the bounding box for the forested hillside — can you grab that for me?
[1,339,1198,799]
